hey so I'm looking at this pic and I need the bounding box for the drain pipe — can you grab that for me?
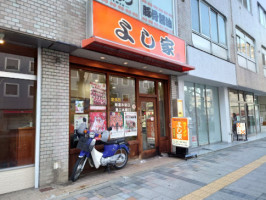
[35,46,42,188]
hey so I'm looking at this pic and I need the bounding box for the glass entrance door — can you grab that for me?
[139,98,157,155]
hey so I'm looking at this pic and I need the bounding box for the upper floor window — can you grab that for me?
[238,0,251,12]
[236,28,256,72]
[4,83,19,97]
[5,57,20,71]
[191,0,226,46]
[262,47,266,77]
[258,4,266,28]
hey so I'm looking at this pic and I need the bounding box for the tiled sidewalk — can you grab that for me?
[1,131,266,200]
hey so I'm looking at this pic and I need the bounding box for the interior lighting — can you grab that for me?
[123,62,128,65]
[143,66,147,69]
[100,56,105,60]
[0,33,4,44]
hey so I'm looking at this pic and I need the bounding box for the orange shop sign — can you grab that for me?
[171,117,189,148]
[82,1,193,72]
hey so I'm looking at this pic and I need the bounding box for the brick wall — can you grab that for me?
[40,48,69,186]
[0,0,86,46]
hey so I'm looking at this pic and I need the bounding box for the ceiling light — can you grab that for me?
[0,33,4,44]
[123,62,128,65]
[143,66,147,69]
[159,70,163,73]
[100,56,105,60]
[112,86,116,89]
[95,79,99,82]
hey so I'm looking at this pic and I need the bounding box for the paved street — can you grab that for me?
[61,138,266,200]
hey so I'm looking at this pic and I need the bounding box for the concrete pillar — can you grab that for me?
[219,87,232,143]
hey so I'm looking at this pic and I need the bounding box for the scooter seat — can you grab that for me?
[105,138,126,145]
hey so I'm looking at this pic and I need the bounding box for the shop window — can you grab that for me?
[236,28,256,72]
[70,69,107,149]
[139,80,155,94]
[5,57,20,71]
[110,76,118,85]
[109,75,137,141]
[0,77,36,169]
[4,83,19,97]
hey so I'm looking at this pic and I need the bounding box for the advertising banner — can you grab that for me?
[74,114,89,130]
[124,112,137,137]
[236,123,246,135]
[172,117,189,148]
[90,82,106,106]
[90,112,106,133]
[75,100,84,113]
[95,0,139,18]
[110,112,124,138]
[140,0,174,34]
[85,1,186,65]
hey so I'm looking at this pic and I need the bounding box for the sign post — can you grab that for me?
[170,117,197,160]
[236,122,247,141]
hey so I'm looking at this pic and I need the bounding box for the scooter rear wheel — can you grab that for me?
[114,148,128,169]
[71,156,87,182]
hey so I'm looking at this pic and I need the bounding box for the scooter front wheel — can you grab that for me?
[71,156,87,182]
[114,148,128,169]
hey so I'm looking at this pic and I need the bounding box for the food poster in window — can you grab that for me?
[110,112,124,138]
[90,112,106,134]
[74,114,89,130]
[90,82,107,106]
[124,112,137,137]
[75,100,84,113]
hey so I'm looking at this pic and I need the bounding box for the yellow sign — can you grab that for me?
[172,117,189,148]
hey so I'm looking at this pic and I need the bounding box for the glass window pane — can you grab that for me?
[139,80,155,94]
[158,82,166,137]
[229,90,238,102]
[70,69,107,148]
[237,36,241,52]
[5,83,19,96]
[206,86,221,144]
[200,2,210,37]
[246,43,250,57]
[263,53,266,65]
[259,7,265,25]
[184,82,198,147]
[240,38,246,54]
[109,76,135,112]
[0,78,36,169]
[239,92,244,102]
[250,46,255,59]
[195,84,208,145]
[191,0,200,32]
[210,10,218,42]
[245,93,254,103]
[218,15,226,45]
[243,0,248,9]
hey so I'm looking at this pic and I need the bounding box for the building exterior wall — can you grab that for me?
[39,49,69,185]
[231,0,266,92]
[0,0,86,46]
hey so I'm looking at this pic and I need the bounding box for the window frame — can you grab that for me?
[29,61,35,73]
[236,28,256,71]
[5,57,20,72]
[4,82,20,97]
[28,85,34,97]
[238,0,251,12]
[191,0,227,48]
[262,47,266,77]
[258,3,266,28]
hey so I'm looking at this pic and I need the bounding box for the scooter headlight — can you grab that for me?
[89,132,95,138]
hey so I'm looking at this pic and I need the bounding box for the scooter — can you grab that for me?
[71,127,130,182]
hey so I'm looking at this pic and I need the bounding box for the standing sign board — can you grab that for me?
[236,123,246,135]
[171,117,189,148]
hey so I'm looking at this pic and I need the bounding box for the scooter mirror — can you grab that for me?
[107,127,112,131]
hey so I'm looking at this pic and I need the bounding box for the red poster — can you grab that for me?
[90,112,106,133]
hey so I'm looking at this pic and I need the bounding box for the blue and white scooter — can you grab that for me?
[71,127,130,182]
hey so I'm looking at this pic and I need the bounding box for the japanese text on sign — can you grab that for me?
[236,123,246,135]
[172,117,189,148]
